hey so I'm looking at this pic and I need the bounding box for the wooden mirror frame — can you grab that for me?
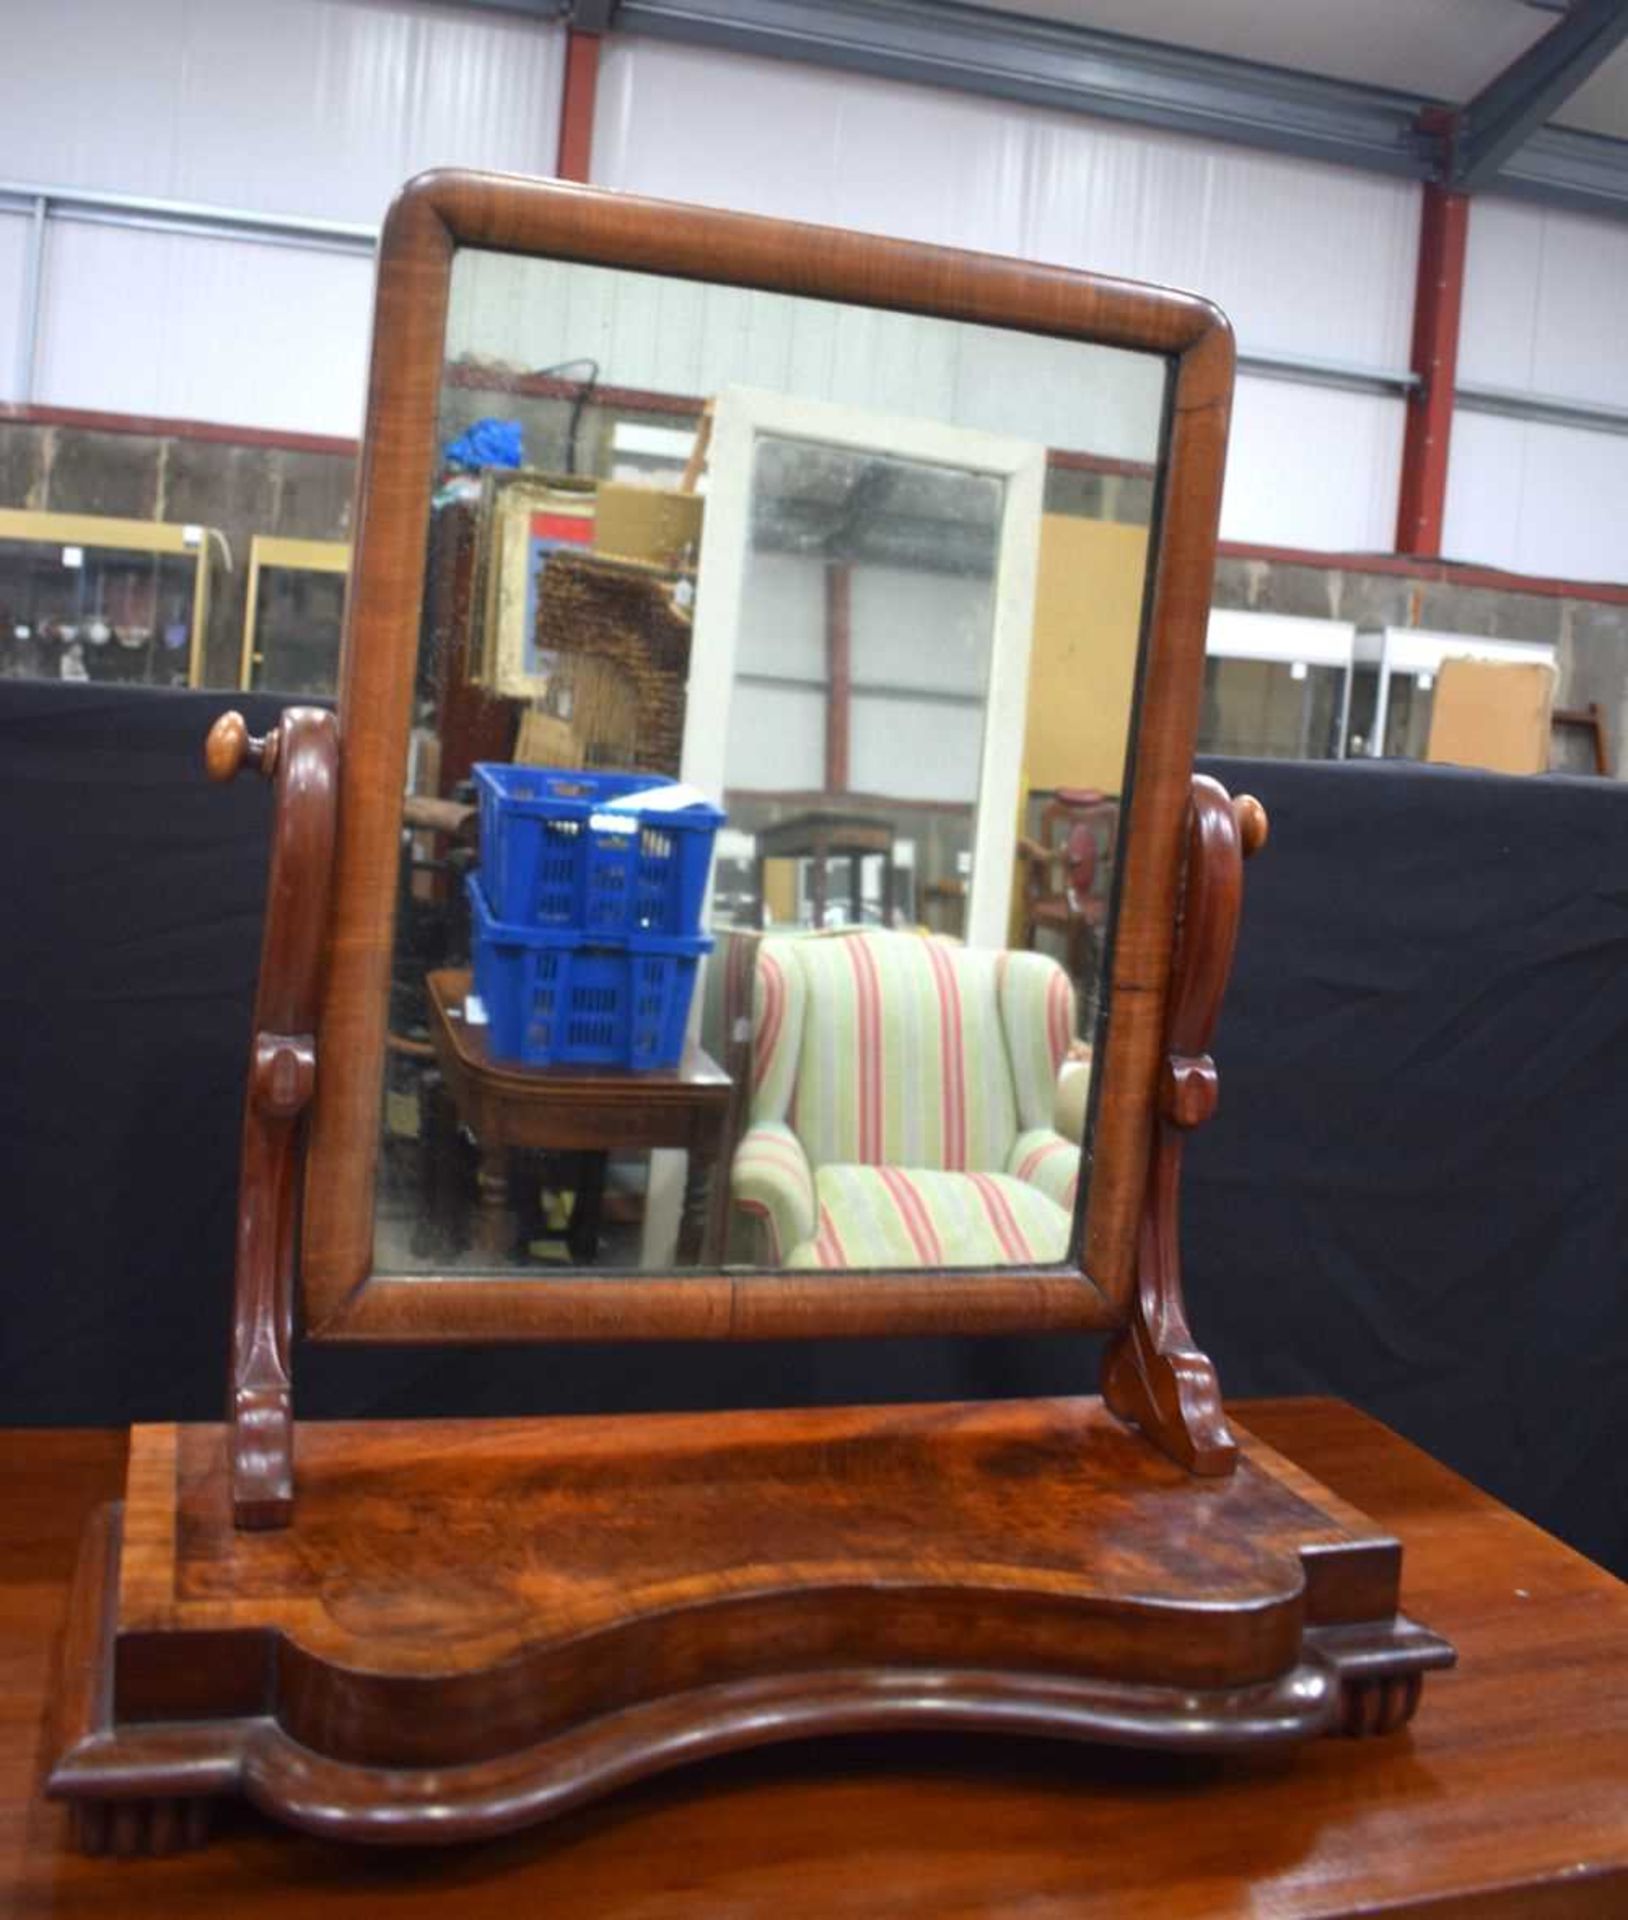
[299,169,1234,1347]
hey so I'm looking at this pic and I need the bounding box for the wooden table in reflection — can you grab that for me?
[753,810,896,929]
[425,968,731,1267]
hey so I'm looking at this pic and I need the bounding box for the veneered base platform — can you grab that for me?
[48,1398,1453,1852]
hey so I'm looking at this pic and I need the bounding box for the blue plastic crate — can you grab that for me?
[473,763,724,936]
[467,876,712,1071]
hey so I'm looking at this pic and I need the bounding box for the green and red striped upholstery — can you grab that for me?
[997,949,1076,1131]
[786,1165,1072,1268]
[729,928,1081,1268]
[1007,1127,1079,1212]
[730,1120,817,1266]
[779,931,1018,1172]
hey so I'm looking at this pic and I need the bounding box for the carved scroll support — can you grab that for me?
[1102,776,1268,1477]
[206,707,339,1529]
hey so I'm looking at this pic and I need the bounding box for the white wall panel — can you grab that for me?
[1220,376,1407,552]
[850,695,983,803]
[850,568,993,697]
[0,0,564,225]
[1444,410,1628,585]
[448,252,1164,461]
[596,39,1419,372]
[36,224,373,437]
[1460,198,1628,409]
[725,682,824,791]
[0,0,564,433]
[595,38,1418,552]
[0,213,27,404]
[734,553,827,680]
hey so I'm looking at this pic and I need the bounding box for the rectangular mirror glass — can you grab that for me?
[372,246,1167,1280]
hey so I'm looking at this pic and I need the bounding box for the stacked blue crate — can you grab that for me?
[468,765,722,1070]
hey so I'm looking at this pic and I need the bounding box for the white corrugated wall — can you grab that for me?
[446,251,1165,461]
[592,39,1422,553]
[2,5,1623,580]
[1445,196,1628,582]
[0,0,565,430]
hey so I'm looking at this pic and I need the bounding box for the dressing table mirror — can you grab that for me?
[48,172,1452,1856]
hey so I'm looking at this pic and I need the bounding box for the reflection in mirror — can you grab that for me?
[373,249,1167,1282]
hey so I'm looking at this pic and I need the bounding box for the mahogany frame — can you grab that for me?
[301,169,1235,1346]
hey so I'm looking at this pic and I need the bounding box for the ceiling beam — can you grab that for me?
[1449,0,1628,190]
[1485,119,1628,214]
[453,0,569,16]
[440,0,1628,218]
[614,0,1437,175]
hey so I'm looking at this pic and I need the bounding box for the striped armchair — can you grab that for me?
[730,928,1082,1269]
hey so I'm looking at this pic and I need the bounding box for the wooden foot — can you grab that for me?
[1339,1672,1424,1738]
[70,1796,213,1857]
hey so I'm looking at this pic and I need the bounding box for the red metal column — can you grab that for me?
[1395,180,1470,557]
[555,30,603,184]
[825,562,852,793]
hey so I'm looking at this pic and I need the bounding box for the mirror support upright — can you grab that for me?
[1102,775,1268,1475]
[206,708,340,1530]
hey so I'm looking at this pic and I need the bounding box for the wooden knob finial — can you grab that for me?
[1234,794,1269,858]
[206,711,278,783]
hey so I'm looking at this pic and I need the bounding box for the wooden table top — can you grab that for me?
[428,968,729,1096]
[6,1400,1626,1917]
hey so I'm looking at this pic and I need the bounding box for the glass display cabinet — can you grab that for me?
[1200,609,1355,760]
[1346,626,1557,760]
[239,535,349,695]
[0,508,217,688]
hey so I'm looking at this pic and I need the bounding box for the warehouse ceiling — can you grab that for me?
[1565,36,1628,134]
[488,0,1628,213]
[971,0,1628,139]
[973,0,1554,103]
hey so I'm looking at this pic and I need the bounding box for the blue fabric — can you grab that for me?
[443,417,523,471]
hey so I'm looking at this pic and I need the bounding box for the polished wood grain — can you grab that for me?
[424,967,729,1265]
[11,1406,1625,1912]
[1102,777,1267,1475]
[204,708,339,1529]
[299,168,1237,1344]
[47,1397,1449,1851]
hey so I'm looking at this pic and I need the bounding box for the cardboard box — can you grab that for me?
[1425,657,1556,776]
[593,481,703,570]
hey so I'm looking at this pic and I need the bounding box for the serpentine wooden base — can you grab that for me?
[48,1399,1452,1854]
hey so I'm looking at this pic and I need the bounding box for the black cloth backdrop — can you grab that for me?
[2,681,1624,1576]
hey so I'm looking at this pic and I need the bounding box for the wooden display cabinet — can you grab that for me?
[0,507,218,688]
[239,535,349,696]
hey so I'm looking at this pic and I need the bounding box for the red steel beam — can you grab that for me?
[0,402,358,460]
[1395,178,1470,557]
[825,561,852,792]
[556,29,603,184]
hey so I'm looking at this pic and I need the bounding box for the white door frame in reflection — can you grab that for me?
[685,386,1046,949]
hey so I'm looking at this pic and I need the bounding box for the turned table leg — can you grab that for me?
[677,1129,722,1266]
[474,1141,515,1259]
[567,1151,607,1264]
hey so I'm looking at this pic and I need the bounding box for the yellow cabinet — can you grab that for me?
[241,535,349,695]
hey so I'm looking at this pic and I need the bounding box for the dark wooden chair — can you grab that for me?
[1019,788,1119,1006]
